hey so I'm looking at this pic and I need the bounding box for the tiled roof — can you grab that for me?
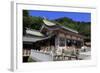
[43,19,78,33]
[43,19,56,26]
[23,34,54,42]
[26,28,44,37]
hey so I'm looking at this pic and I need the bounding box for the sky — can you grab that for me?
[28,10,91,22]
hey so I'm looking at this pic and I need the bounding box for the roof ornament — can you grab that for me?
[39,16,46,32]
[43,17,56,26]
[43,16,47,20]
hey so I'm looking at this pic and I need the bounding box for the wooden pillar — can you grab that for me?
[55,34,59,50]
[64,34,66,49]
[82,39,84,46]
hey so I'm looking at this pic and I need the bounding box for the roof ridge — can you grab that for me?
[43,19,78,33]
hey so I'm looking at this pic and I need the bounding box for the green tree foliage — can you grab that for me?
[23,10,43,35]
[23,10,29,17]
[29,16,43,30]
[23,10,30,35]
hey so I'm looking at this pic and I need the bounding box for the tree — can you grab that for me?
[28,16,43,30]
[23,10,31,35]
[23,10,29,17]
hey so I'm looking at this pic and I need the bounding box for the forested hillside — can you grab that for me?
[23,10,91,42]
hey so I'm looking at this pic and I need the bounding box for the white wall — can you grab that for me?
[0,0,100,73]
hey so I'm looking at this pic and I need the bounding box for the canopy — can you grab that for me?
[26,28,44,37]
[23,35,54,42]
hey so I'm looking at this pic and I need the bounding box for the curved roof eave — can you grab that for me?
[43,19,78,33]
[43,19,56,26]
[26,28,44,37]
[60,26,78,33]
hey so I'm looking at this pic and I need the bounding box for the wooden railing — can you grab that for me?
[23,49,31,56]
